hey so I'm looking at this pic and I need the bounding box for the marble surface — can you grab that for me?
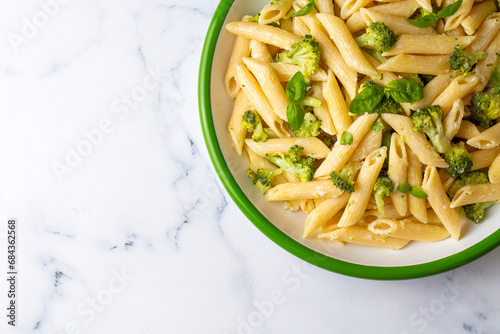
[0,0,500,333]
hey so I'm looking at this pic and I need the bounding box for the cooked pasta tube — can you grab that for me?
[450,183,500,207]
[338,147,388,227]
[422,166,461,241]
[265,180,343,201]
[367,219,449,241]
[319,225,410,249]
[388,134,408,217]
[245,137,331,159]
[467,122,500,149]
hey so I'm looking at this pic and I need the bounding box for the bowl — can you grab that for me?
[198,0,500,279]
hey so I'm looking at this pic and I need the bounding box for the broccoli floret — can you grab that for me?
[408,74,424,88]
[247,13,260,22]
[381,132,392,170]
[444,141,473,179]
[358,81,403,114]
[415,6,435,19]
[447,170,495,223]
[355,21,397,54]
[447,170,490,198]
[449,45,485,76]
[247,168,283,193]
[373,175,393,214]
[330,162,363,193]
[468,89,500,128]
[374,96,404,114]
[270,0,283,5]
[420,74,435,85]
[411,105,451,154]
[463,202,496,223]
[321,136,334,149]
[273,35,321,81]
[294,112,322,137]
[266,145,316,182]
[241,109,269,142]
[363,47,389,63]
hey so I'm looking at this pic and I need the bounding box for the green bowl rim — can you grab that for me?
[198,0,500,280]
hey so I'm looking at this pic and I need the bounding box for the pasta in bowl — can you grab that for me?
[199,0,500,279]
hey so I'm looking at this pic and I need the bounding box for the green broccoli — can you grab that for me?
[447,170,495,223]
[448,45,485,76]
[373,175,393,214]
[273,35,321,81]
[321,135,334,149]
[270,0,283,5]
[330,162,363,193]
[444,141,473,179]
[408,74,424,88]
[247,168,283,193]
[247,13,260,22]
[358,81,404,114]
[381,131,392,170]
[266,145,316,181]
[411,105,451,154]
[363,47,389,63]
[241,109,269,142]
[294,112,322,137]
[468,89,500,128]
[420,74,435,85]
[355,21,397,54]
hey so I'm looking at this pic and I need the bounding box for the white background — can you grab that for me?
[0,0,499,333]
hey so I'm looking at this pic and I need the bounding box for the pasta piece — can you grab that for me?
[383,35,475,56]
[341,0,375,19]
[367,219,449,241]
[270,63,328,82]
[228,91,251,155]
[349,130,382,162]
[474,30,500,92]
[444,0,474,31]
[360,8,435,35]
[245,137,331,159]
[410,73,455,110]
[422,166,461,241]
[377,55,451,75]
[236,64,290,137]
[304,193,351,237]
[489,153,500,183]
[323,70,352,134]
[259,0,294,25]
[309,84,336,135]
[225,34,251,99]
[226,21,302,50]
[381,114,449,168]
[455,120,481,140]
[308,18,358,99]
[408,148,428,223]
[316,0,335,14]
[461,0,497,35]
[319,225,410,249]
[242,57,288,121]
[431,75,482,115]
[338,147,388,227]
[450,183,500,207]
[467,122,500,149]
[250,40,272,62]
[415,0,433,12]
[471,148,500,170]
[466,13,500,53]
[314,114,379,178]
[443,99,465,141]
[316,13,378,76]
[388,134,408,217]
[265,180,343,201]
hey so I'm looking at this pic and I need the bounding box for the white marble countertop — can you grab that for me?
[1,0,500,333]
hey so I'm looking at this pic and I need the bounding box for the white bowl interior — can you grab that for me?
[210,0,500,267]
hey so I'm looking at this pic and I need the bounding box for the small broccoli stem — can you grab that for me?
[375,191,386,214]
[430,133,451,154]
[354,35,372,49]
[301,96,322,107]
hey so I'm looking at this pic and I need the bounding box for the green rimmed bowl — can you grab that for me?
[198,0,500,280]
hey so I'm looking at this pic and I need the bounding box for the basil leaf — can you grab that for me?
[290,0,315,17]
[437,0,463,19]
[410,186,428,199]
[348,84,384,114]
[398,184,411,193]
[384,79,424,103]
[370,121,385,132]
[405,14,438,28]
[340,131,353,145]
[287,102,305,130]
[286,71,307,102]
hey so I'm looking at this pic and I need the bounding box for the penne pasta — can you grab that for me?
[225,34,251,99]
[259,0,294,25]
[471,148,500,170]
[270,63,328,82]
[408,147,428,223]
[360,8,436,35]
[377,54,451,76]
[304,193,351,237]
[228,91,251,155]
[456,120,481,140]
[320,225,410,249]
[383,35,476,56]
[368,219,449,241]
[489,152,500,183]
[226,21,302,50]
[467,122,500,149]
[422,166,461,241]
[431,75,482,115]
[443,99,465,141]
[388,134,408,217]
[265,180,343,201]
[461,0,497,35]
[323,70,352,134]
[245,137,331,159]
[349,130,382,162]
[450,183,500,207]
